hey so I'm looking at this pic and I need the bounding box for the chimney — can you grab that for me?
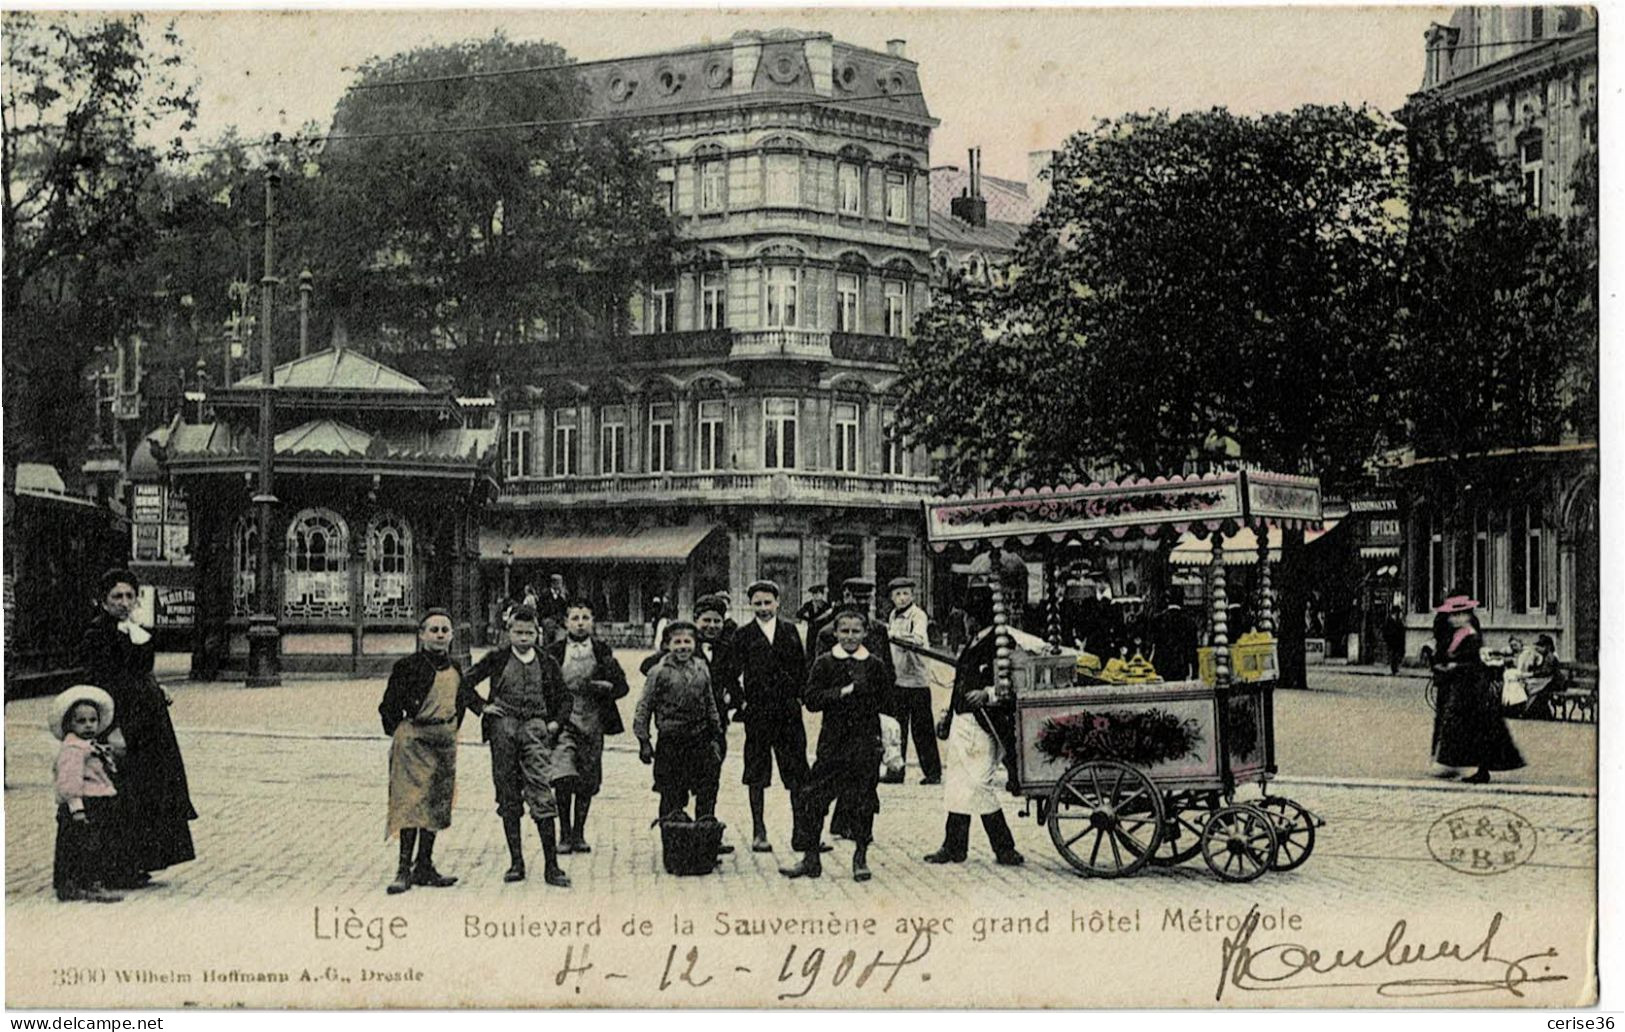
[950,147,988,227]
[886,38,907,58]
[1028,149,1057,210]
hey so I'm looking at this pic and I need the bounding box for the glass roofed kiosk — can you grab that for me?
[161,348,498,678]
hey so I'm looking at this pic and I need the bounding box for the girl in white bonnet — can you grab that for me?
[50,685,122,903]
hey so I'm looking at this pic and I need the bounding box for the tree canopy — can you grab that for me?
[3,12,196,471]
[1393,105,1595,467]
[901,104,1409,494]
[312,33,678,387]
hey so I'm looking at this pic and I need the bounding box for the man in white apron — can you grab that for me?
[925,588,1024,866]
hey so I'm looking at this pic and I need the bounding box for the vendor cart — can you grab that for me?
[923,469,1324,882]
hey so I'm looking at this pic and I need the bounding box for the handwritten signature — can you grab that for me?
[1216,905,1566,1000]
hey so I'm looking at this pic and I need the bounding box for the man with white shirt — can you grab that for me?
[886,577,941,786]
[730,580,809,852]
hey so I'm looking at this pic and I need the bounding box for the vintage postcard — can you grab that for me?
[2,4,1602,1011]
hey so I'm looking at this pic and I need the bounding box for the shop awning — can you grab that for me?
[1169,522,1337,567]
[480,525,718,565]
[1359,545,1401,560]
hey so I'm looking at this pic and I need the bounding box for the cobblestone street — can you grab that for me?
[5,657,1597,1008]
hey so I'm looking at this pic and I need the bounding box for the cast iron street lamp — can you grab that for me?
[246,165,283,687]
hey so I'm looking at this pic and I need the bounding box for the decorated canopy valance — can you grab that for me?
[924,469,1322,551]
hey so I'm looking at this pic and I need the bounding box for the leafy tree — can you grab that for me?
[1393,106,1593,466]
[128,129,328,394]
[313,32,678,388]
[904,105,1407,491]
[899,105,1409,687]
[2,12,196,474]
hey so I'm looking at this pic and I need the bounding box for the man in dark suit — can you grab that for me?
[1150,601,1200,681]
[730,579,809,852]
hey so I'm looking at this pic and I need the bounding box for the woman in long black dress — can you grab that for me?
[1430,594,1524,784]
[79,568,198,886]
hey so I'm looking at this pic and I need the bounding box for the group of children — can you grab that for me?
[376,600,626,893]
[636,580,893,882]
[48,576,1015,902]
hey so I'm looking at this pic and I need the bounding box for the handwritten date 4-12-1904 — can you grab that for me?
[1216,905,1565,1001]
[546,929,935,1000]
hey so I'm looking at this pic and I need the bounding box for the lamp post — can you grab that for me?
[503,543,515,600]
[298,269,313,358]
[246,164,283,688]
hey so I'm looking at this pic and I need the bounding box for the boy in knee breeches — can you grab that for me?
[635,623,725,822]
[462,607,572,887]
[781,610,889,882]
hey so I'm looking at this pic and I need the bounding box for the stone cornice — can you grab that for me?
[1402,32,1597,118]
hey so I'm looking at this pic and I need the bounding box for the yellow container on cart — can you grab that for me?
[1197,630,1279,685]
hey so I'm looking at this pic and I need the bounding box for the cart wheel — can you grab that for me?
[1149,792,1215,867]
[1047,760,1164,878]
[1200,805,1279,882]
[1257,797,1316,872]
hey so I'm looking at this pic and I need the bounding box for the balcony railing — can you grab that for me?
[498,470,941,508]
[830,332,906,364]
[391,329,905,379]
[730,329,833,360]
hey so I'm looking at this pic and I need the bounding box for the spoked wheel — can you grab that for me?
[1150,792,1218,867]
[1257,797,1317,872]
[1047,760,1165,878]
[1200,805,1279,882]
[1424,677,1438,711]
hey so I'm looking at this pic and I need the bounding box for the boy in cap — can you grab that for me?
[460,605,573,887]
[781,609,888,882]
[545,598,630,856]
[730,579,809,851]
[886,577,941,785]
[635,622,726,824]
[796,583,834,660]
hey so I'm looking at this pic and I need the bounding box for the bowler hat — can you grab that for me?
[842,577,875,594]
[49,685,115,742]
[1434,594,1480,614]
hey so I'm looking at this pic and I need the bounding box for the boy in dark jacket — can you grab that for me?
[731,580,809,852]
[461,606,572,887]
[635,622,725,822]
[781,609,890,882]
[544,600,629,855]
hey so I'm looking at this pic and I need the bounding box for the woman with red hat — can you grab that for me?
[1429,592,1524,783]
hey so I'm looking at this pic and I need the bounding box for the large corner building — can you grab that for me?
[484,31,952,638]
[1394,6,1599,662]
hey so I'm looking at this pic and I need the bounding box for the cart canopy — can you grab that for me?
[923,469,1322,551]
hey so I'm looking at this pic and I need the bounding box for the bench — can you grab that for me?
[1550,662,1598,723]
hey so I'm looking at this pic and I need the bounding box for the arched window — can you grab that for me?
[285,508,350,620]
[231,514,257,618]
[366,514,414,620]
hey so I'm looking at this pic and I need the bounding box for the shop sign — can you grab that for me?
[133,523,162,561]
[132,485,164,523]
[155,587,195,627]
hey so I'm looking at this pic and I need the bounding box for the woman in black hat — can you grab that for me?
[1429,593,1524,783]
[78,568,197,888]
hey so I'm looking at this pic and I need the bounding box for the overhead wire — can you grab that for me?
[170,88,928,160]
[347,32,834,91]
